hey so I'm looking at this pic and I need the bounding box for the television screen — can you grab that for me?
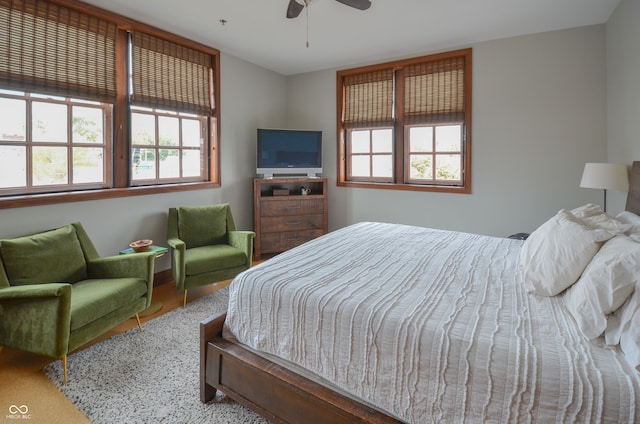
[257,129,322,177]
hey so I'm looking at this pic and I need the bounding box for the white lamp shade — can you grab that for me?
[580,163,629,191]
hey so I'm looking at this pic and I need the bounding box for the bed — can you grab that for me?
[200,161,640,423]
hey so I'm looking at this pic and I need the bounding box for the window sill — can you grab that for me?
[337,180,471,194]
[0,182,221,210]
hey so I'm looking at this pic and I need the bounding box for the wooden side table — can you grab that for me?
[119,245,168,317]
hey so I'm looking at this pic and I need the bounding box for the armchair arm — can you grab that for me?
[0,284,72,358]
[229,231,256,266]
[167,237,186,289]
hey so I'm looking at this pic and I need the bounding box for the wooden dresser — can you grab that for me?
[253,177,328,258]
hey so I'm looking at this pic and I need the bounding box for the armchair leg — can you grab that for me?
[62,355,68,385]
[135,314,143,332]
[183,290,188,307]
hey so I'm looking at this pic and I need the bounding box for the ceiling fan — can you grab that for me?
[286,0,372,19]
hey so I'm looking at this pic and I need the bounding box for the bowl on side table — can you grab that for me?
[129,239,153,252]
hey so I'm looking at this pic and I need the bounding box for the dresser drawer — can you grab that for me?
[261,214,325,233]
[261,199,324,217]
[261,229,325,253]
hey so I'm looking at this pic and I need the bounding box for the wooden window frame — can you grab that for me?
[337,49,472,194]
[0,0,221,210]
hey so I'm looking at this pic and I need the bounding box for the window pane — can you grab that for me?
[72,106,103,144]
[130,110,207,183]
[159,149,179,178]
[0,98,26,141]
[182,119,201,147]
[409,126,433,152]
[183,150,201,177]
[70,98,101,106]
[159,116,179,147]
[31,93,66,101]
[351,130,370,153]
[73,147,104,183]
[372,155,393,177]
[132,148,156,179]
[32,102,68,142]
[410,155,433,179]
[0,146,26,188]
[131,106,154,113]
[436,154,462,180]
[0,89,24,96]
[435,125,462,152]
[33,146,68,185]
[372,129,392,153]
[350,155,370,177]
[131,113,156,146]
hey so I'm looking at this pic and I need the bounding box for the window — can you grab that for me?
[348,128,393,181]
[337,49,472,193]
[405,124,463,183]
[128,31,215,186]
[0,90,112,194]
[130,107,206,182]
[0,0,220,208]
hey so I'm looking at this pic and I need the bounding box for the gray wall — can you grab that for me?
[606,0,640,210]
[288,25,608,236]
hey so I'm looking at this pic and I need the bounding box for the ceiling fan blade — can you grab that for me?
[335,0,371,11]
[286,0,304,18]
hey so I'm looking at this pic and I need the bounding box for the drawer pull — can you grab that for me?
[286,237,302,241]
[284,206,302,211]
[285,221,303,225]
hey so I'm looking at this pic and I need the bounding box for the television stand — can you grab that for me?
[253,177,328,258]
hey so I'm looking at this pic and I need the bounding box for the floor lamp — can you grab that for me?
[579,163,629,212]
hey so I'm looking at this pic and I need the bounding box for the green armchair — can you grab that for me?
[0,223,155,383]
[167,203,254,306]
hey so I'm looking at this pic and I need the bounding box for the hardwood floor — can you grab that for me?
[0,280,230,424]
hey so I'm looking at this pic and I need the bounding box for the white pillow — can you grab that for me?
[520,209,615,296]
[563,236,640,339]
[620,313,640,371]
[605,289,638,346]
[572,204,630,234]
[572,203,604,219]
[605,289,640,371]
[616,211,640,242]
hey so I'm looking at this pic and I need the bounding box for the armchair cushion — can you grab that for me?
[70,278,149,331]
[184,245,247,276]
[1,225,87,286]
[178,205,228,248]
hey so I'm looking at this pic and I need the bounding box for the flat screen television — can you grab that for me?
[256,128,323,178]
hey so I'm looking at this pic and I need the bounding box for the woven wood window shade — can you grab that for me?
[342,69,394,129]
[0,0,117,103]
[131,32,214,116]
[404,56,466,125]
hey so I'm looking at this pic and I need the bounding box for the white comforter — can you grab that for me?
[224,222,640,423]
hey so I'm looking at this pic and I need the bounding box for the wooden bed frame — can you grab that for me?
[200,313,400,423]
[201,162,640,423]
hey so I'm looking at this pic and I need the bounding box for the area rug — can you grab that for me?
[44,288,267,424]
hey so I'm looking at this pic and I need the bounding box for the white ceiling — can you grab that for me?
[80,0,620,76]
